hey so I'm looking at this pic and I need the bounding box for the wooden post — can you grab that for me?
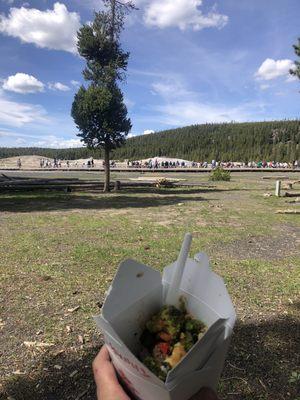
[103,146,110,192]
[275,180,281,197]
[114,180,121,191]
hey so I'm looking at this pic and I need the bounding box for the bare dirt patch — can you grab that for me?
[209,224,300,261]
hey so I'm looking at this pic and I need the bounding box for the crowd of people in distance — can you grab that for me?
[127,160,189,168]
[15,157,299,170]
[38,157,95,169]
[126,159,299,169]
[37,158,115,169]
[39,158,63,168]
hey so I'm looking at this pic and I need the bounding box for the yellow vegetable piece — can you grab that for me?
[165,342,186,369]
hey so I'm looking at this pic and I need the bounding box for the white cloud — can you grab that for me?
[286,74,298,83]
[149,74,266,126]
[259,83,270,90]
[0,128,42,139]
[155,100,253,126]
[255,58,295,81]
[0,128,12,137]
[2,74,72,94]
[16,137,26,144]
[71,80,80,87]
[0,89,47,127]
[0,2,81,53]
[74,0,105,10]
[143,129,154,135]
[124,97,135,109]
[3,73,44,94]
[275,91,287,96]
[0,128,82,148]
[48,82,70,91]
[32,136,82,148]
[151,79,194,99]
[144,0,228,31]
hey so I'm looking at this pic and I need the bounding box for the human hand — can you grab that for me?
[93,345,219,400]
[93,345,130,400]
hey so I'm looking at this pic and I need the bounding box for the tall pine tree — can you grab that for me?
[72,0,134,191]
[290,37,300,79]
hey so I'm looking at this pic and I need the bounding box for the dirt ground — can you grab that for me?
[0,155,105,169]
[0,171,299,400]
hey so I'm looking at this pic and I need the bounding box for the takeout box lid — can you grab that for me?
[95,254,236,389]
[101,259,162,321]
[101,255,236,326]
[163,253,236,329]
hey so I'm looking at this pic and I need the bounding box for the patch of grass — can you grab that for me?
[1,171,299,399]
[209,167,231,181]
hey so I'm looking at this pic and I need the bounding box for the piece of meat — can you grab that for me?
[153,342,170,362]
[157,332,172,342]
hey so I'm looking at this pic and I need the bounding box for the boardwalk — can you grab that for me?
[1,167,300,173]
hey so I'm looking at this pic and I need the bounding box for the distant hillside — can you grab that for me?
[1,120,299,162]
[114,120,300,162]
[0,146,102,161]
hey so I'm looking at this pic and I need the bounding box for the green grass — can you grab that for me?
[0,172,299,399]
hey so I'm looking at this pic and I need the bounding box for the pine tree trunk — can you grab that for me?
[103,147,110,192]
[110,0,116,42]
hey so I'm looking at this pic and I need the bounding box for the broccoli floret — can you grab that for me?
[179,296,187,313]
[185,318,206,334]
[140,301,207,381]
[143,356,160,374]
[146,306,184,341]
[181,331,194,352]
[143,356,167,381]
[185,318,206,344]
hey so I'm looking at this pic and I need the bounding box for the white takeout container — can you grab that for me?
[94,252,236,400]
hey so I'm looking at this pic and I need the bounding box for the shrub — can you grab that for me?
[155,178,174,188]
[209,167,231,181]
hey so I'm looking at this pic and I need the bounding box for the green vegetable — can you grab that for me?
[181,331,194,352]
[143,356,167,381]
[146,305,184,341]
[140,301,206,381]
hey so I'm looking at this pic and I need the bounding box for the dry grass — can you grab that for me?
[0,171,299,400]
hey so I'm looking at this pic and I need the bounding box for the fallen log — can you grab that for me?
[0,185,72,192]
[1,173,14,181]
[0,178,217,193]
[276,209,300,214]
[284,192,300,197]
[262,176,289,180]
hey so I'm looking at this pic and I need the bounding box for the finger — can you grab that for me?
[93,345,118,384]
[97,344,111,363]
[93,345,131,400]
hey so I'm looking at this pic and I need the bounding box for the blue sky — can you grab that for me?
[0,0,299,148]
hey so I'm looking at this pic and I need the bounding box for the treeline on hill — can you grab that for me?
[114,120,300,162]
[0,147,102,160]
[1,120,299,162]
